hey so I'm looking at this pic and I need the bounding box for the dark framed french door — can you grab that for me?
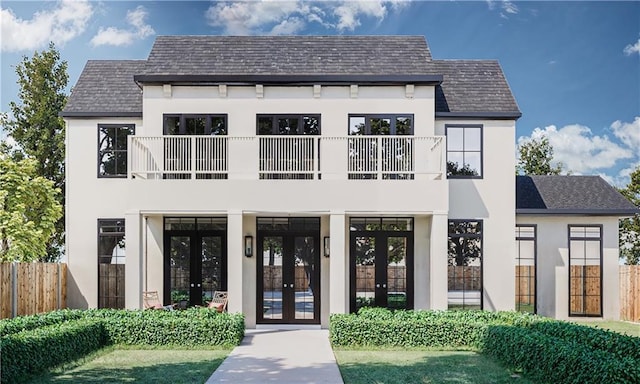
[350,220,414,313]
[163,229,227,307]
[257,218,320,324]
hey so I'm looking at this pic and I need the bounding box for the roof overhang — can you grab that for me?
[436,111,522,120]
[60,112,143,118]
[516,208,640,217]
[132,74,443,86]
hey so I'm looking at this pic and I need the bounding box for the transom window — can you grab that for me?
[98,219,125,309]
[257,115,320,135]
[569,225,602,317]
[349,114,413,135]
[448,220,483,310]
[163,114,227,135]
[98,124,135,178]
[446,124,482,178]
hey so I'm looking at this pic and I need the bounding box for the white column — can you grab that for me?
[430,213,449,310]
[125,211,143,309]
[329,211,348,314]
[413,215,430,309]
[227,211,244,313]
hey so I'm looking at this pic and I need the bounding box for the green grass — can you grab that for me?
[334,350,535,384]
[573,320,640,337]
[28,347,230,384]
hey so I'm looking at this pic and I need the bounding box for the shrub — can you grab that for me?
[0,320,106,384]
[481,325,639,384]
[0,309,85,337]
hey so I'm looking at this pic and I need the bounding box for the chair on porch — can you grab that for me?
[142,291,175,310]
[207,291,228,313]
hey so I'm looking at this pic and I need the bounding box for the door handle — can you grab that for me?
[376,283,380,288]
[197,283,201,288]
[283,284,288,288]
[190,283,194,287]
[382,284,387,288]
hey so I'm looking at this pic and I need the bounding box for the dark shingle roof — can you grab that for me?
[516,175,639,215]
[142,35,433,76]
[61,60,144,117]
[427,60,520,118]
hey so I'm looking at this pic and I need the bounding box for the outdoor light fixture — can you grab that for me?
[324,237,330,257]
[244,235,253,257]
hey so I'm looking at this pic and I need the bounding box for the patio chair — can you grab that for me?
[208,291,228,312]
[142,291,175,310]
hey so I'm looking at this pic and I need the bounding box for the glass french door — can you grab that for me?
[164,230,226,307]
[258,233,319,324]
[350,232,413,312]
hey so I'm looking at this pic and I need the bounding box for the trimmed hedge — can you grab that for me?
[481,325,640,384]
[0,320,107,384]
[0,309,85,337]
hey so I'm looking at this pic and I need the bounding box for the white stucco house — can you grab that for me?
[61,35,638,327]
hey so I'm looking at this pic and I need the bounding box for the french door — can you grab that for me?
[350,231,413,312]
[257,232,320,324]
[163,230,227,307]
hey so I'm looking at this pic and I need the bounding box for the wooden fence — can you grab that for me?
[620,265,640,322]
[0,263,67,319]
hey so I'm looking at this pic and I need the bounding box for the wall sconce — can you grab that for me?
[323,237,330,257]
[244,235,253,257]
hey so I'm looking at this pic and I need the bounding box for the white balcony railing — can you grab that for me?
[129,135,444,180]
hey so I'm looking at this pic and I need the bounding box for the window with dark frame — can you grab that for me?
[446,125,482,178]
[515,225,536,314]
[163,114,227,135]
[448,220,482,310]
[98,124,135,177]
[348,114,413,136]
[256,115,320,135]
[568,225,602,317]
[98,219,125,309]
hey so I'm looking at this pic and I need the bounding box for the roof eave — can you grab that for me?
[436,111,522,120]
[516,208,640,217]
[132,74,443,86]
[60,111,143,118]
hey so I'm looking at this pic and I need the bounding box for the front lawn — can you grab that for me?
[28,348,229,384]
[573,320,639,337]
[335,349,533,384]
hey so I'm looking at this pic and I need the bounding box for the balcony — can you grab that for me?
[129,135,445,180]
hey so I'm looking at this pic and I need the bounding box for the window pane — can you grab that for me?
[447,128,464,151]
[303,116,319,135]
[210,116,227,135]
[349,116,366,135]
[464,128,481,151]
[278,118,298,135]
[115,151,128,175]
[185,117,206,135]
[99,126,114,152]
[370,118,391,135]
[258,117,273,135]
[98,219,125,309]
[396,117,412,135]
[164,116,181,135]
[465,152,482,176]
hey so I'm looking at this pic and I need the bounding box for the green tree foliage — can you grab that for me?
[2,42,68,261]
[619,166,640,265]
[516,135,564,175]
[0,156,63,262]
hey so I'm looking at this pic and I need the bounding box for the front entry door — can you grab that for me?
[350,232,413,312]
[164,230,227,307]
[258,233,320,324]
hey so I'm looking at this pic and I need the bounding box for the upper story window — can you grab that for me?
[257,115,320,135]
[98,124,135,178]
[349,115,413,135]
[446,124,482,178]
[163,114,227,135]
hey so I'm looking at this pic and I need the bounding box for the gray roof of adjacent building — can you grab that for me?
[516,175,639,216]
[61,35,520,118]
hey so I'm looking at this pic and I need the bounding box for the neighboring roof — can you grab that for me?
[516,175,639,216]
[61,60,145,117]
[428,60,521,119]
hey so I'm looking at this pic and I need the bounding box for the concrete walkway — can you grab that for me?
[205,329,344,383]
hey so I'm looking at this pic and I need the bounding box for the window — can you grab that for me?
[348,114,413,135]
[446,125,482,178]
[163,114,227,135]
[257,115,320,135]
[515,225,536,314]
[448,220,482,310]
[569,225,602,317]
[98,124,135,177]
[98,219,125,309]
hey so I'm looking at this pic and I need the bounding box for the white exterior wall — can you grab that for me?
[516,215,621,320]
[436,119,516,311]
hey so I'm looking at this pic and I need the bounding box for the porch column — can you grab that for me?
[430,212,449,310]
[329,211,348,314]
[125,211,143,309]
[227,211,243,313]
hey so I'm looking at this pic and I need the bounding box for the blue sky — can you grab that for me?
[1,0,639,186]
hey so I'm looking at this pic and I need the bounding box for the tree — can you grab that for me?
[619,166,640,265]
[2,42,68,261]
[0,155,63,262]
[516,135,564,175]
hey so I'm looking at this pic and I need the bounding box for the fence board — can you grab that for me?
[620,265,640,322]
[0,263,66,319]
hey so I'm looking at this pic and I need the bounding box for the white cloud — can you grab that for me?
[90,6,155,47]
[623,38,640,56]
[1,0,93,52]
[502,1,518,14]
[611,117,640,150]
[205,1,404,34]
